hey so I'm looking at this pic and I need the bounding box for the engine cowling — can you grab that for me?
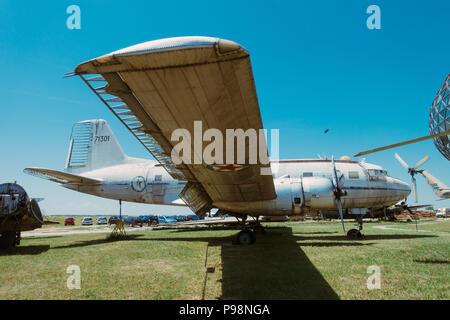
[213,175,304,215]
[302,176,335,209]
[213,175,337,215]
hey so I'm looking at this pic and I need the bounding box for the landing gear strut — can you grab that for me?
[347,215,363,240]
[233,215,265,245]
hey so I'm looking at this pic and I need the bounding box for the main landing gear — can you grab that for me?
[233,216,265,245]
[347,215,364,240]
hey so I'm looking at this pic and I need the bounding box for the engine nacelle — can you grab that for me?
[302,176,335,209]
[213,175,337,216]
[214,175,304,216]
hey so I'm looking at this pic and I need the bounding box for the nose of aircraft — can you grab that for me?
[393,178,411,198]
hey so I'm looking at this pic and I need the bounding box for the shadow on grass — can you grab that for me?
[413,259,449,264]
[295,242,370,247]
[22,236,64,240]
[52,234,145,249]
[170,225,240,233]
[47,226,340,299]
[219,227,339,299]
[294,231,339,235]
[141,227,340,299]
[0,245,50,255]
[292,233,438,241]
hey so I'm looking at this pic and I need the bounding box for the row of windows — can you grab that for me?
[301,171,360,179]
[368,169,387,176]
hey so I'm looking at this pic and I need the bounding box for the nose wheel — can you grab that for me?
[347,215,364,239]
[347,229,362,239]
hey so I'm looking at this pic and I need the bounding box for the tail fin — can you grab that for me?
[421,170,450,196]
[65,119,127,174]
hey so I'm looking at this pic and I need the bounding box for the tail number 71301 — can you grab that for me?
[94,136,110,143]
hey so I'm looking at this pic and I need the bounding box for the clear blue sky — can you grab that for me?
[0,0,449,215]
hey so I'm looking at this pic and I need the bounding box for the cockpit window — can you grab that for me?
[368,169,387,181]
[303,172,313,177]
[368,169,387,176]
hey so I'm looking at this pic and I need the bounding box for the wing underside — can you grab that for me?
[73,37,276,215]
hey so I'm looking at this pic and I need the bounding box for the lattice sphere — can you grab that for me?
[429,74,450,161]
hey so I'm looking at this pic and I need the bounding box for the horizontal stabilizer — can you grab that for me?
[24,168,101,185]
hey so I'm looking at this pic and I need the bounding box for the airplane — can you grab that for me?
[25,36,411,244]
[394,153,450,201]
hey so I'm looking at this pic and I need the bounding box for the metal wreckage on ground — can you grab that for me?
[0,183,44,249]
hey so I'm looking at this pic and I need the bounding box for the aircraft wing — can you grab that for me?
[73,37,276,216]
[24,168,102,185]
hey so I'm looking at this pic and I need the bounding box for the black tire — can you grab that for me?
[347,229,362,240]
[0,232,16,249]
[236,229,256,245]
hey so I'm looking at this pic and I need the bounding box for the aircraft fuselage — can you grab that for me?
[64,159,411,216]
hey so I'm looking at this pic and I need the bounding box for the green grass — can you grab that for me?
[0,218,449,299]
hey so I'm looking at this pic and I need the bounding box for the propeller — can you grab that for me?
[398,201,419,231]
[394,153,430,203]
[331,156,347,232]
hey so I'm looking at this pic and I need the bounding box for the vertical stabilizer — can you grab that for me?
[65,119,127,174]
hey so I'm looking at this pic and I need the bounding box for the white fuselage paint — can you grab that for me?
[63,158,411,217]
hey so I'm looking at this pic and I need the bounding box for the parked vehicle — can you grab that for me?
[96,216,108,225]
[64,217,75,226]
[108,216,120,225]
[187,214,199,221]
[159,216,177,224]
[139,215,159,226]
[81,217,93,226]
[436,208,450,218]
[175,215,188,222]
[123,216,143,227]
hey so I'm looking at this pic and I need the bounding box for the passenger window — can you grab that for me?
[303,172,313,177]
[348,171,359,179]
[154,175,162,182]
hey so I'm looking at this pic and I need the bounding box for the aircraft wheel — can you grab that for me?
[347,229,362,240]
[236,229,256,245]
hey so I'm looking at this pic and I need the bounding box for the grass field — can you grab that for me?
[0,218,449,299]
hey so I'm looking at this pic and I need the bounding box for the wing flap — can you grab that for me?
[24,168,101,185]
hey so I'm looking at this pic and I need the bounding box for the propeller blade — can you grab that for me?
[412,176,418,203]
[395,153,409,169]
[336,197,345,232]
[338,174,345,189]
[414,155,430,169]
[331,156,338,187]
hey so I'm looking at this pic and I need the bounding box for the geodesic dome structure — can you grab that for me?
[429,74,450,161]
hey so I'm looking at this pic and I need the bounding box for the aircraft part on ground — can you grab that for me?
[0,183,44,249]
